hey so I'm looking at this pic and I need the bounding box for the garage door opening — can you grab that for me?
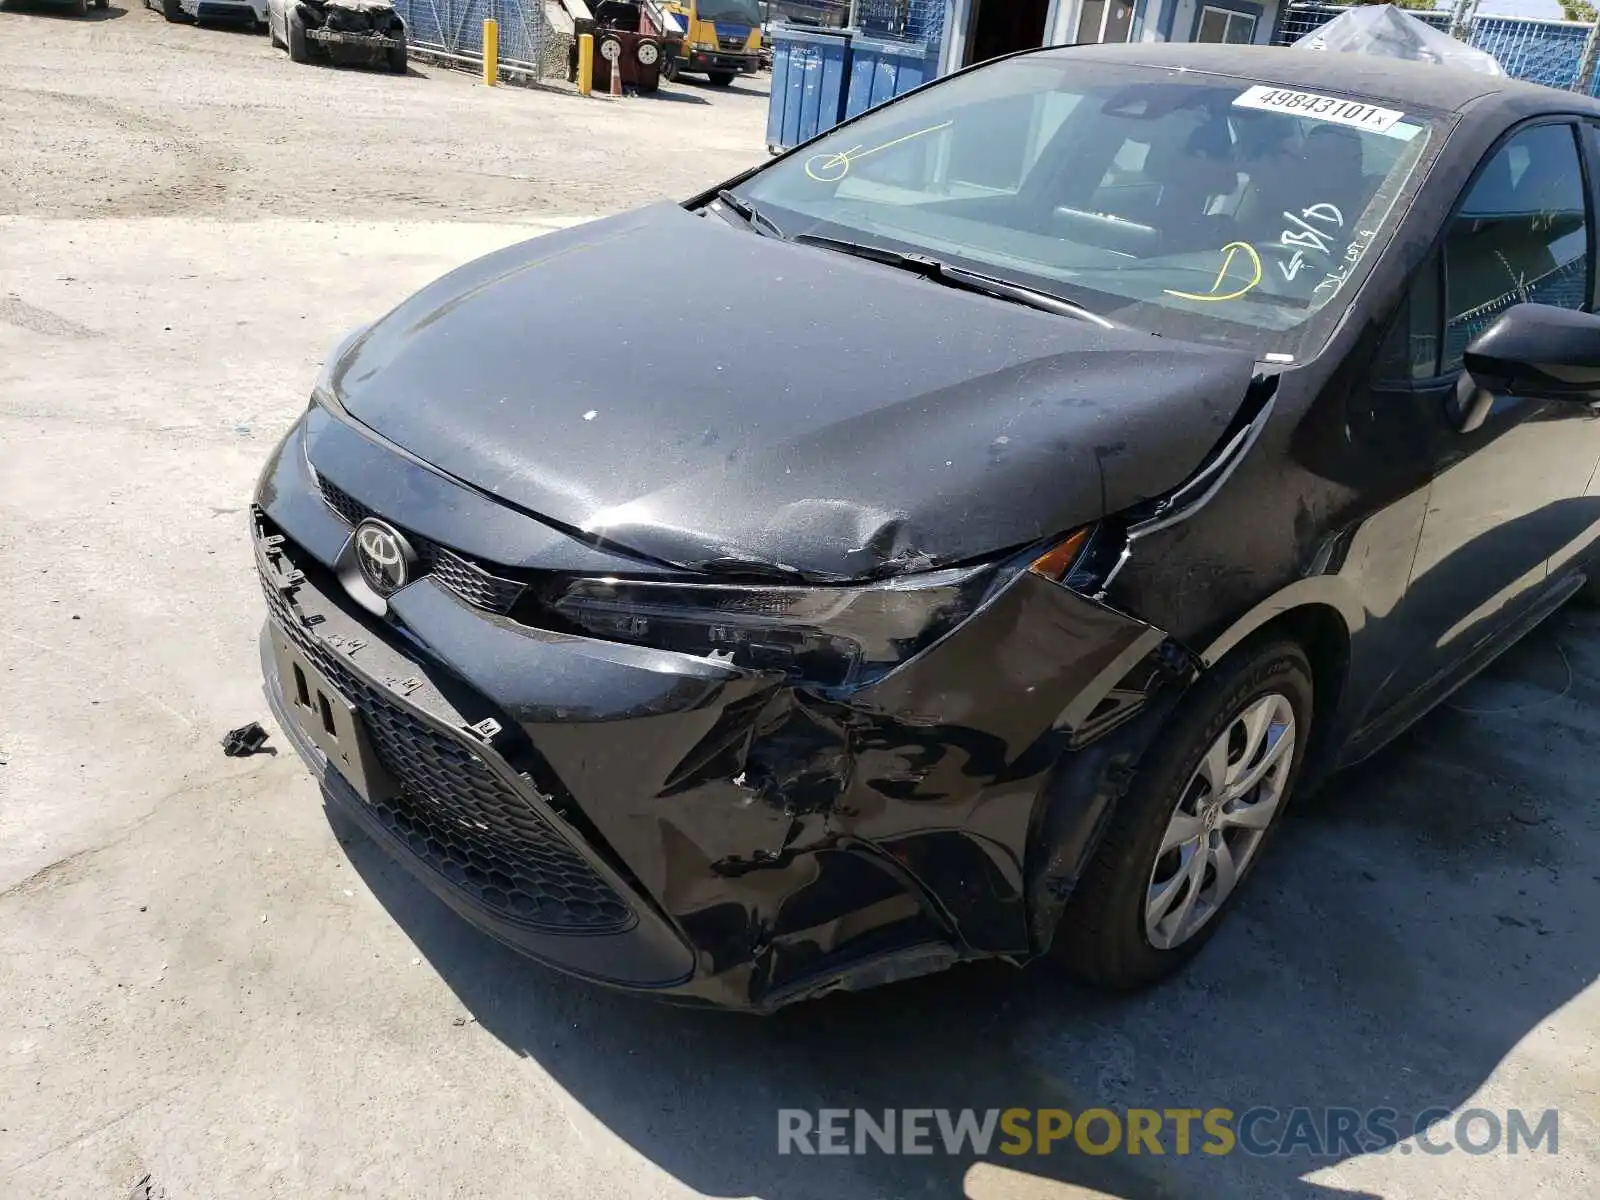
[965,0,1050,66]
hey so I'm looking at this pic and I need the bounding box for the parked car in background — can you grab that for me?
[266,0,407,71]
[150,0,268,26]
[41,0,110,15]
[252,44,1600,1012]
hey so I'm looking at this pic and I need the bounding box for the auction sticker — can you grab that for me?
[1233,85,1405,134]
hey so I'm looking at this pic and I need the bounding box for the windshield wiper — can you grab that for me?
[792,233,1116,329]
[714,189,785,239]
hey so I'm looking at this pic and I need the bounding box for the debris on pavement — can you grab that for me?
[220,722,271,757]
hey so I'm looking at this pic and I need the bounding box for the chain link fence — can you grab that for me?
[391,0,559,77]
[1272,3,1600,96]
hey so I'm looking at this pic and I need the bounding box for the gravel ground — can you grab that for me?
[3,8,1600,1200]
[0,0,768,221]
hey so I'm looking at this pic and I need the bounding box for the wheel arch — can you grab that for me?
[1197,585,1359,788]
[1026,586,1358,953]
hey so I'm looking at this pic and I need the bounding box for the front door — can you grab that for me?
[1371,121,1599,716]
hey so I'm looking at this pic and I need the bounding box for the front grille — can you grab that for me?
[319,476,371,527]
[718,35,745,50]
[262,569,633,934]
[428,545,527,613]
[316,475,526,615]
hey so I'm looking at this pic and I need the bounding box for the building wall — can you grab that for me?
[1146,0,1283,43]
[936,0,1284,75]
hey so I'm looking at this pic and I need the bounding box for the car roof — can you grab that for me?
[1035,41,1600,116]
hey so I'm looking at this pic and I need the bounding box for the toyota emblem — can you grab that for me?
[354,519,415,598]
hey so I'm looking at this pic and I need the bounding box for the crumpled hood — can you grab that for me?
[332,203,1258,579]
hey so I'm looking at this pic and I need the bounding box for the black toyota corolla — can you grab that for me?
[253,43,1600,1011]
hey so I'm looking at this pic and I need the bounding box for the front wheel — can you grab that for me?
[287,7,309,62]
[1049,639,1314,990]
[161,0,191,20]
[707,71,735,87]
[387,35,407,73]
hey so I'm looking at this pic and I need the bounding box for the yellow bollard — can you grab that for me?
[483,19,499,87]
[577,33,594,97]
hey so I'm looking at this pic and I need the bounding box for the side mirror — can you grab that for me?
[1452,304,1600,433]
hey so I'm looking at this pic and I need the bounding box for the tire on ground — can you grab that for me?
[388,34,408,74]
[287,7,310,62]
[1048,638,1315,991]
[707,71,735,86]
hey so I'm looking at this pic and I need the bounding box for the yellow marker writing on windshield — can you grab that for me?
[804,121,954,183]
[1164,242,1263,303]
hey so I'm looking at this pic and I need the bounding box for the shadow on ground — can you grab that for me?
[676,74,770,100]
[649,86,712,106]
[335,601,1600,1200]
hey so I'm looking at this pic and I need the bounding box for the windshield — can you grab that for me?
[697,0,761,24]
[735,55,1442,359]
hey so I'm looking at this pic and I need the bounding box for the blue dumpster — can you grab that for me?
[843,34,939,120]
[764,25,854,154]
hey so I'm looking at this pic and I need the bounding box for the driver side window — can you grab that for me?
[1379,122,1591,382]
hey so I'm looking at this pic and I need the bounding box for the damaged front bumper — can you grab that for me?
[183,0,269,20]
[307,28,403,49]
[254,416,1193,1011]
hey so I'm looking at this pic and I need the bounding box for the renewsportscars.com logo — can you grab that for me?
[777,1107,1560,1158]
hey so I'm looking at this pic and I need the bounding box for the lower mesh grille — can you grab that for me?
[262,571,633,934]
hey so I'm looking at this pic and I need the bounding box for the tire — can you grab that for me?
[161,0,191,21]
[707,71,735,87]
[1049,638,1314,991]
[94,0,109,10]
[287,7,309,63]
[387,35,407,74]
[71,0,88,14]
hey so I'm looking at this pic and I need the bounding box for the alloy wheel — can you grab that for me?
[1144,692,1296,950]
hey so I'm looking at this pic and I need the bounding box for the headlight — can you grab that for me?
[549,530,1094,689]
[552,566,995,689]
[693,40,718,50]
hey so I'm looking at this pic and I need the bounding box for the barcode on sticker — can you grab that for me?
[1233,85,1404,134]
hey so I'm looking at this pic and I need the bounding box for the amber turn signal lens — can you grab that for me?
[1028,527,1092,582]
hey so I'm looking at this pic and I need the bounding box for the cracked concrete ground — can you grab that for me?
[3,6,1599,1200]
